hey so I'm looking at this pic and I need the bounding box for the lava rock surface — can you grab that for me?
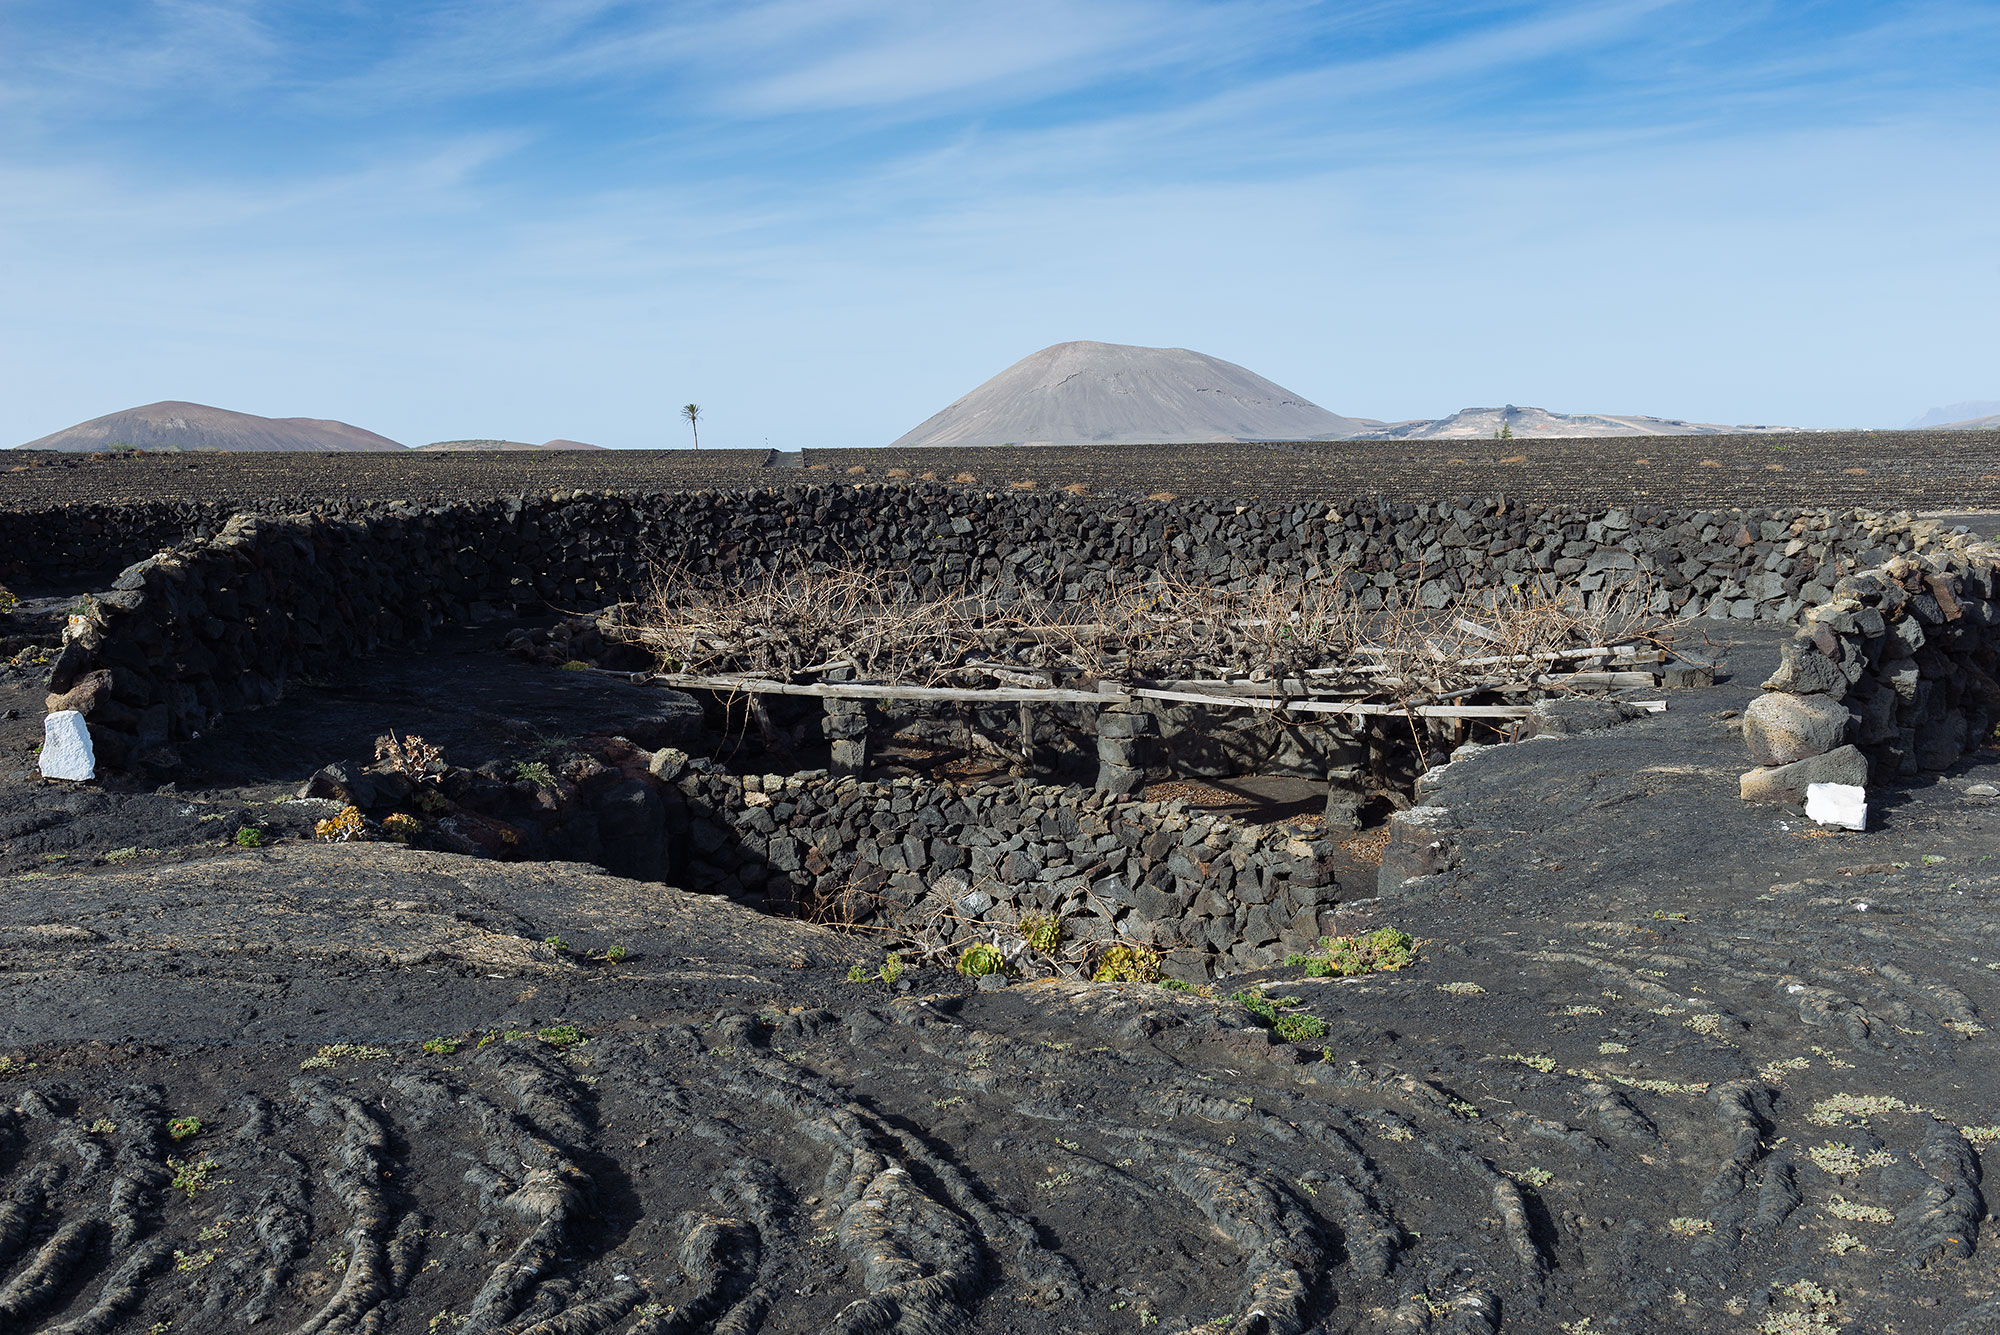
[3,630,2000,1332]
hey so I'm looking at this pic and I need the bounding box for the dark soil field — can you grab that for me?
[805,433,2000,510]
[5,610,2000,1333]
[6,430,1999,509]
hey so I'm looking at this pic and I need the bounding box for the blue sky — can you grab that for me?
[3,1,1996,448]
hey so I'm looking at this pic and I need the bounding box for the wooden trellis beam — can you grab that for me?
[627,668,1667,720]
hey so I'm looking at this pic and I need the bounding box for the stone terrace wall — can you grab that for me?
[1740,540,2000,803]
[663,760,1339,981]
[0,501,229,584]
[6,484,1974,605]
[36,486,1990,767]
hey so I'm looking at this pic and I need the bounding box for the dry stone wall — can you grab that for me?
[662,759,1341,981]
[0,501,226,583]
[28,485,1986,769]
[4,484,1966,605]
[1740,540,2000,803]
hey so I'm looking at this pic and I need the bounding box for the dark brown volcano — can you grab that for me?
[16,400,405,452]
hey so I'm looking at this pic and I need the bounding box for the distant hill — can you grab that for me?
[15,401,404,452]
[414,439,607,452]
[1907,401,2000,429]
[1354,404,1804,440]
[889,341,1379,447]
[1928,413,2000,431]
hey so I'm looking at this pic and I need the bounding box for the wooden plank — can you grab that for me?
[648,672,1119,704]
[630,669,1665,721]
[638,670,1541,718]
[1308,643,1640,674]
[1129,686,1537,718]
[1147,668,1656,699]
[1539,670,1660,689]
[962,659,1054,689]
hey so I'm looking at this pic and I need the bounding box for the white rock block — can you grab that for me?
[1805,781,1867,831]
[40,710,96,782]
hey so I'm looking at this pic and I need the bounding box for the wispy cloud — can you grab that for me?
[0,0,281,114]
[0,1,1995,446]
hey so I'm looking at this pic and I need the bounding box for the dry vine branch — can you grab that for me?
[624,556,1665,708]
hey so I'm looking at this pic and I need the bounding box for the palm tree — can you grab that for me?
[681,403,701,450]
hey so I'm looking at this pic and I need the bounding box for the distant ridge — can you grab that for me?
[415,439,607,452]
[889,341,1378,447]
[15,401,404,452]
[1355,404,1804,440]
[1927,413,2000,431]
[1907,401,2000,429]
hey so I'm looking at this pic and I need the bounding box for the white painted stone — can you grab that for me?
[1805,781,1867,831]
[40,710,96,782]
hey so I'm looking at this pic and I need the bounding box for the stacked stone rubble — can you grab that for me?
[1741,540,2000,804]
[822,698,870,774]
[669,767,1340,980]
[1094,702,1156,795]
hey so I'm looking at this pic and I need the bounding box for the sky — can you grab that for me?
[2,1,1997,449]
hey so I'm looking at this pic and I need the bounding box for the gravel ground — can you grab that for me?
[6,430,1998,509]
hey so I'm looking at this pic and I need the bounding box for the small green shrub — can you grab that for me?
[1287,927,1417,978]
[300,1043,391,1070]
[381,813,421,843]
[168,1156,225,1198]
[1090,945,1161,983]
[513,761,556,788]
[167,1116,202,1141]
[1232,989,1330,1043]
[603,944,628,963]
[956,944,1010,977]
[537,1024,584,1048]
[560,660,591,671]
[845,954,911,985]
[1018,912,1063,955]
[544,936,569,953]
[1233,989,1282,1022]
[0,584,18,615]
[234,827,265,848]
[421,1037,461,1056]
[1273,1011,1330,1042]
